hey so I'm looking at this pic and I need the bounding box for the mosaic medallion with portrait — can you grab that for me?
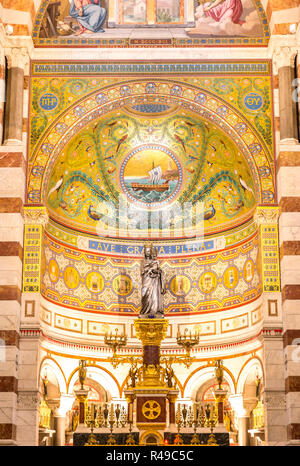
[170,275,191,296]
[64,266,80,289]
[199,272,218,294]
[86,272,104,293]
[112,274,133,296]
[223,266,239,289]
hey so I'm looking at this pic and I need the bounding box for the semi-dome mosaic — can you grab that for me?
[45,105,256,239]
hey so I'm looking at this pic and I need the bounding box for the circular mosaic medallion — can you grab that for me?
[223,266,239,289]
[243,92,263,111]
[39,93,59,111]
[86,272,104,293]
[170,275,191,296]
[199,272,218,294]
[119,144,183,208]
[49,259,59,283]
[64,266,79,289]
[112,274,133,296]
[243,259,254,282]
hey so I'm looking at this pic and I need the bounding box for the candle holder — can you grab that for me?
[107,410,116,445]
[103,403,109,428]
[125,421,136,445]
[199,405,205,428]
[174,328,200,367]
[105,328,127,359]
[115,404,121,428]
[190,420,200,445]
[181,404,188,427]
[174,419,184,445]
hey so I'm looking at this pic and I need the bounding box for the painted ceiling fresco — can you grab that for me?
[32,0,269,46]
[45,105,256,239]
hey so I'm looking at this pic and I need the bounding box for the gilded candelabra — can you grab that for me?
[106,404,116,445]
[160,328,199,368]
[104,329,127,358]
[177,328,199,356]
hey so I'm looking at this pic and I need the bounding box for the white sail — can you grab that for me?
[149,165,162,184]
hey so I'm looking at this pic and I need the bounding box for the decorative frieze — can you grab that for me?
[255,206,280,292]
[17,391,40,411]
[22,206,48,293]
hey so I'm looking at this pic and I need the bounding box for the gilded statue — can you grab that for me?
[140,243,166,318]
[78,359,87,389]
[165,362,175,388]
[128,362,138,388]
[215,359,224,390]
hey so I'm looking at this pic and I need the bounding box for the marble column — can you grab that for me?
[53,394,74,446]
[3,48,28,146]
[273,46,298,143]
[229,394,249,446]
[238,414,250,446]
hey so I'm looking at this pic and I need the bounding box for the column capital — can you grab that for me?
[228,393,246,417]
[254,206,279,226]
[24,205,48,227]
[5,47,29,70]
[272,46,297,74]
[54,393,75,417]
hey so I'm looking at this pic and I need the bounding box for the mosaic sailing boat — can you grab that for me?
[131,163,169,192]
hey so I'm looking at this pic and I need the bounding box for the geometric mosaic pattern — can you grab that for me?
[42,230,262,315]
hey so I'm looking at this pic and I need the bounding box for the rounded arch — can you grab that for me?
[39,356,67,394]
[140,430,164,445]
[67,363,122,398]
[183,364,236,399]
[27,78,274,208]
[236,356,264,394]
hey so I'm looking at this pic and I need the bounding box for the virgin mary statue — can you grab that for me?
[140,244,165,318]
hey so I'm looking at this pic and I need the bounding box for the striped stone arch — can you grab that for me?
[26,78,276,208]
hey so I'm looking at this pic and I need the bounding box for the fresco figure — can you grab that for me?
[140,244,165,317]
[70,0,106,35]
[203,0,244,25]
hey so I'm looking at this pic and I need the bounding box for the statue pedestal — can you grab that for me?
[74,388,89,432]
[213,388,228,426]
[128,318,179,444]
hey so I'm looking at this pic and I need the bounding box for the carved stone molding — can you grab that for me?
[17,391,41,410]
[261,327,283,339]
[5,47,29,70]
[24,206,49,226]
[254,206,279,225]
[263,390,286,410]
[272,46,298,74]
